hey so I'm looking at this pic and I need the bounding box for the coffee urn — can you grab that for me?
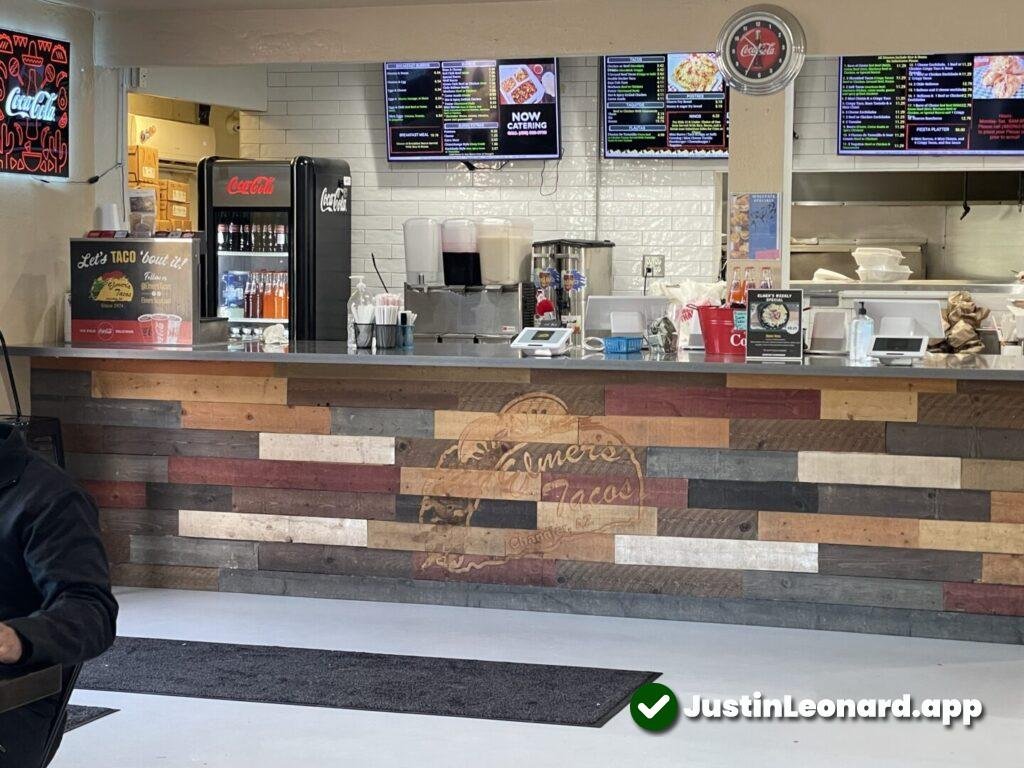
[532,239,614,340]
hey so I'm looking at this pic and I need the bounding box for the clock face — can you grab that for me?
[716,5,806,94]
[729,19,788,80]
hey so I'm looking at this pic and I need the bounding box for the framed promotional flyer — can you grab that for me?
[746,289,804,362]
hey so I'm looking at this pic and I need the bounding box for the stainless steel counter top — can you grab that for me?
[11,340,1024,381]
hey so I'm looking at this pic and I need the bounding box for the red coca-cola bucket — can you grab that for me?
[696,305,746,356]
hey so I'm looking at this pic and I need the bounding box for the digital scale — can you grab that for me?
[510,327,574,357]
[867,335,929,366]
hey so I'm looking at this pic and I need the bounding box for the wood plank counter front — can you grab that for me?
[26,351,1024,644]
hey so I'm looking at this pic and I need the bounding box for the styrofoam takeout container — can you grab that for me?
[852,248,905,269]
[856,265,912,283]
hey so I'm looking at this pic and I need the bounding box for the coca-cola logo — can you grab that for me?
[731,23,784,75]
[226,175,276,196]
[739,42,777,58]
[320,187,347,213]
[3,87,58,122]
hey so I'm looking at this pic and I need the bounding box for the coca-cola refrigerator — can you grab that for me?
[197,156,352,342]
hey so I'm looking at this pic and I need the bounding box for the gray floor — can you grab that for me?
[55,588,1024,767]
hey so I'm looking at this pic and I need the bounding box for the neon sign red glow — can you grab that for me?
[0,29,70,177]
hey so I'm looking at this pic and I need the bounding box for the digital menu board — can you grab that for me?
[603,53,729,158]
[839,53,1024,155]
[384,58,560,161]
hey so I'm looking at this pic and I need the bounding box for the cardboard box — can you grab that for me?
[167,180,189,204]
[128,144,159,185]
[168,202,190,221]
[158,179,190,205]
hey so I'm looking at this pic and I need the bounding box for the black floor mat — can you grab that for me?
[65,705,117,732]
[78,636,657,727]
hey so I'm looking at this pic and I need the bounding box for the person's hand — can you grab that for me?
[0,623,24,664]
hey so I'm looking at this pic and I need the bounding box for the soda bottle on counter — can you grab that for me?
[729,268,745,307]
[728,267,745,307]
[742,266,756,304]
[759,266,774,290]
[228,221,240,251]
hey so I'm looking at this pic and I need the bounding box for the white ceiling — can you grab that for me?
[69,0,512,10]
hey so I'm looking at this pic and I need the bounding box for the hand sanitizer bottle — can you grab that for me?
[850,302,875,362]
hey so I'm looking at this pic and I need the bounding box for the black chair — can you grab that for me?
[0,331,73,766]
[0,331,66,468]
[39,665,81,768]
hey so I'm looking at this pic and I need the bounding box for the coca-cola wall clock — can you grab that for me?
[716,5,806,95]
[0,28,71,177]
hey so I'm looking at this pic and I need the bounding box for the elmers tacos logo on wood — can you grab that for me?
[89,271,134,302]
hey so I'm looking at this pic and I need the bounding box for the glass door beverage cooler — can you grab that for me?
[197,156,352,342]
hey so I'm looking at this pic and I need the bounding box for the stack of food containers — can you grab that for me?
[853,248,912,282]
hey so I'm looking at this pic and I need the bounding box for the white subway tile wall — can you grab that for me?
[794,57,1024,173]
[240,59,727,293]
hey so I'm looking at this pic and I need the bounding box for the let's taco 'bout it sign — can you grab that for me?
[69,238,201,345]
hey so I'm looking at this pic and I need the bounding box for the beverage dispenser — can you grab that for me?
[441,218,480,286]
[403,217,442,285]
[532,239,614,339]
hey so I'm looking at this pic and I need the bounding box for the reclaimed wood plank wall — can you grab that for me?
[31,358,1024,644]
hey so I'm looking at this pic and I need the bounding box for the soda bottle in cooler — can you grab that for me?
[228,221,240,251]
[262,272,275,318]
[275,224,288,253]
[277,272,288,319]
[243,274,253,318]
[216,222,228,252]
[240,224,252,252]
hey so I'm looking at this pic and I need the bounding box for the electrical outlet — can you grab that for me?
[642,254,665,279]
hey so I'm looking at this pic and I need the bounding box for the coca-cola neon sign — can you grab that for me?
[0,28,70,177]
[226,175,276,195]
[4,87,58,122]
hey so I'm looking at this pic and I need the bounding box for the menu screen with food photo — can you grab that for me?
[384,58,560,161]
[603,53,729,158]
[840,53,1024,154]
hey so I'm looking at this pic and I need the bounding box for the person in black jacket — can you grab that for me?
[0,423,118,767]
